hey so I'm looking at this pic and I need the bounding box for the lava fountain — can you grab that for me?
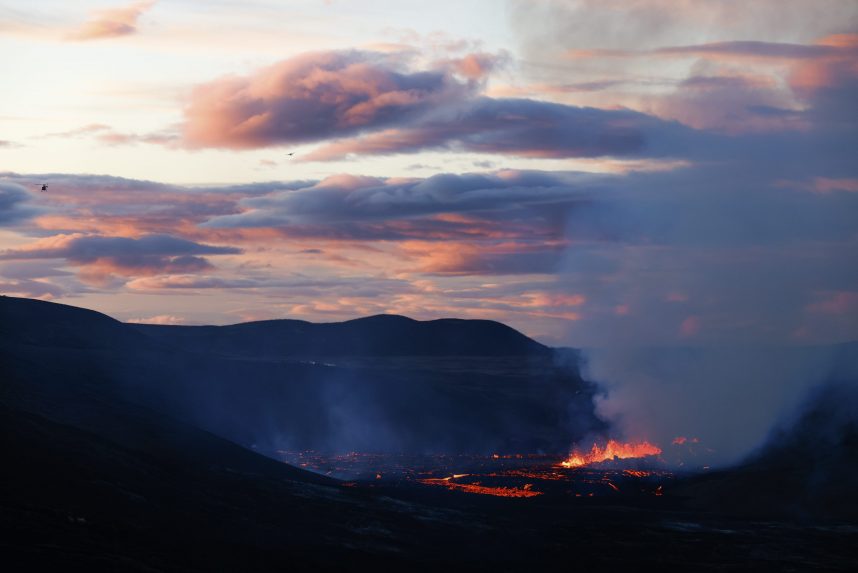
[560,440,662,468]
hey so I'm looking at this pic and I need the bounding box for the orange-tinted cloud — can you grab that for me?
[0,278,65,300]
[402,240,569,275]
[788,35,858,118]
[644,72,806,133]
[66,0,156,41]
[561,35,858,134]
[0,233,239,283]
[183,50,479,149]
[202,170,587,243]
[679,315,701,337]
[812,178,858,194]
[807,291,858,315]
[181,49,694,160]
[654,40,846,62]
[126,314,187,325]
[446,52,506,80]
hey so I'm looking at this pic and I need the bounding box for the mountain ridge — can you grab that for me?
[129,310,551,358]
[1,295,596,455]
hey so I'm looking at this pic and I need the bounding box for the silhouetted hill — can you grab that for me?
[0,296,148,350]
[0,296,600,455]
[130,313,551,358]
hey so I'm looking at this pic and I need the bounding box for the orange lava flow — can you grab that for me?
[418,478,543,498]
[560,440,662,468]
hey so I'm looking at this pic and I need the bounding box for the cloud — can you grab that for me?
[0,182,39,225]
[202,170,597,245]
[42,123,179,147]
[126,314,186,325]
[181,48,694,160]
[303,97,689,161]
[556,35,858,134]
[0,234,240,282]
[510,0,858,54]
[1,233,239,262]
[66,0,156,41]
[44,124,112,138]
[127,275,262,290]
[444,51,507,80]
[405,241,568,275]
[644,72,805,133]
[0,278,65,299]
[0,172,313,241]
[788,35,858,126]
[567,40,851,62]
[182,49,481,149]
[653,40,850,61]
[808,178,858,194]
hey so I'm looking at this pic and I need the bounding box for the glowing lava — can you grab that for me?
[418,477,542,498]
[560,440,662,468]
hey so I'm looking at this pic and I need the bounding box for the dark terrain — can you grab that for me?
[2,295,857,570]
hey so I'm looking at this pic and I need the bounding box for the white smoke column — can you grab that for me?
[583,345,847,468]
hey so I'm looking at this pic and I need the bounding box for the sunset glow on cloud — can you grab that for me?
[0,0,855,346]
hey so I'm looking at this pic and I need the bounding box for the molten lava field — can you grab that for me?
[272,450,677,500]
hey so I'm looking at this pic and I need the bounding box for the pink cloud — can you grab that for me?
[302,97,662,161]
[0,233,239,284]
[644,72,806,133]
[181,49,684,160]
[680,316,701,337]
[566,38,852,64]
[446,52,506,80]
[402,240,568,275]
[126,314,187,325]
[807,291,858,315]
[182,50,476,149]
[788,35,858,102]
[66,1,156,41]
[127,275,259,290]
[614,304,630,316]
[0,278,64,300]
[812,178,858,193]
[654,40,845,62]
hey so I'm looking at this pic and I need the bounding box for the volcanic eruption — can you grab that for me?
[560,440,663,468]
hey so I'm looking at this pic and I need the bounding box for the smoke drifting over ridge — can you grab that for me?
[581,345,857,468]
[519,3,858,466]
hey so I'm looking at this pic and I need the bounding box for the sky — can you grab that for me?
[1,0,857,349]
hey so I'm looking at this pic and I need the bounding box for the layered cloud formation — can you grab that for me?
[180,48,698,161]
[0,232,239,286]
[0,3,855,354]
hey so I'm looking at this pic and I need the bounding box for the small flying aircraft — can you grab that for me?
[40,184,48,192]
